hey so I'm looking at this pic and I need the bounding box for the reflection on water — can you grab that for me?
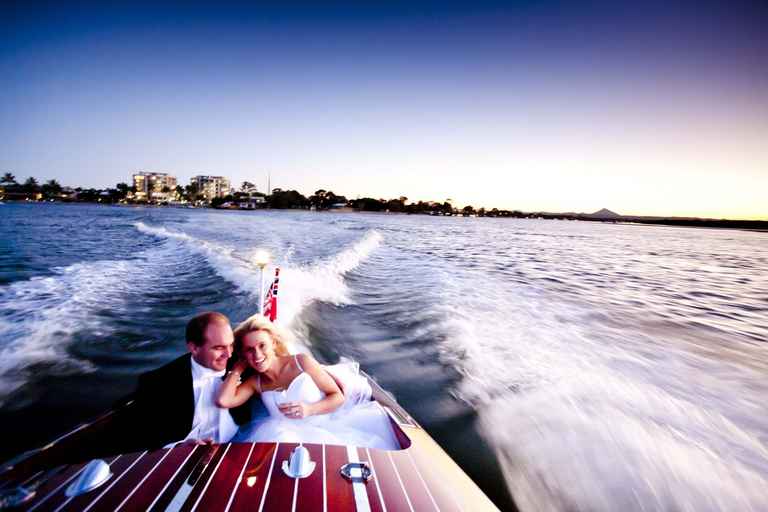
[1,203,767,511]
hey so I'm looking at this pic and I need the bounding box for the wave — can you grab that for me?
[421,274,768,511]
[0,259,135,405]
[134,222,383,343]
[278,231,383,344]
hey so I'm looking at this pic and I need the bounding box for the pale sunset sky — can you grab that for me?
[2,1,766,219]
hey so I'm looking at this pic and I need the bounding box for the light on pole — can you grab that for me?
[252,249,270,315]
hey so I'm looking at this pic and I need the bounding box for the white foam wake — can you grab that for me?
[277,230,383,331]
[134,222,383,339]
[425,272,768,511]
[0,259,134,404]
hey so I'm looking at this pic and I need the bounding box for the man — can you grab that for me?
[128,312,252,449]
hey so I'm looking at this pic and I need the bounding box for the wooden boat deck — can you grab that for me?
[0,376,500,511]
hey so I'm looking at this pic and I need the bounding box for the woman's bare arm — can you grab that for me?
[279,353,344,418]
[216,361,258,408]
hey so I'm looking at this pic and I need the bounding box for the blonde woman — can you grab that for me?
[217,314,399,449]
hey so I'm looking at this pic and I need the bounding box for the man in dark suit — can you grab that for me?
[128,311,252,450]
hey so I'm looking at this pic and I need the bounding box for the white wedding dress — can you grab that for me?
[233,360,400,450]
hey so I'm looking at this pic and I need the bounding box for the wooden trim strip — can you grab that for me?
[26,465,86,512]
[49,456,121,512]
[81,451,148,512]
[356,446,388,512]
[387,451,415,512]
[322,444,327,512]
[189,443,231,511]
[291,446,300,512]
[256,441,280,512]
[113,447,174,512]
[323,445,356,512]
[223,442,256,512]
[164,444,223,512]
[225,443,278,512]
[293,444,324,512]
[405,450,441,512]
[30,455,117,512]
[19,470,44,487]
[346,445,372,512]
[364,448,388,512]
[52,493,74,512]
[407,438,465,512]
[190,443,252,511]
[146,445,198,511]
[88,450,169,511]
[115,445,196,511]
[368,449,409,512]
[259,443,298,511]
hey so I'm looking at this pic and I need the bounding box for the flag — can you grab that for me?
[263,267,280,321]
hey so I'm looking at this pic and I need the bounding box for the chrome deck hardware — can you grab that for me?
[340,461,373,483]
[282,446,316,478]
[65,459,112,497]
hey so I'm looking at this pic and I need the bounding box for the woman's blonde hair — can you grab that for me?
[233,314,291,356]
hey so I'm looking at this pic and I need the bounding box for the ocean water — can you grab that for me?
[1,202,767,511]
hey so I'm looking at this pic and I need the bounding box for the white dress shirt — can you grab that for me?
[175,357,238,446]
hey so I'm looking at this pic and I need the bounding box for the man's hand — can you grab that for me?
[278,401,312,419]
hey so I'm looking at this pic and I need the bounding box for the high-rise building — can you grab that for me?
[191,175,230,201]
[132,172,177,202]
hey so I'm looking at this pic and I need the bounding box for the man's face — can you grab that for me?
[188,321,234,371]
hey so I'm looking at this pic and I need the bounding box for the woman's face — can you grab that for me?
[241,330,276,373]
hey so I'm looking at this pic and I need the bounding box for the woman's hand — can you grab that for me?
[278,401,312,419]
[216,366,258,409]
[232,359,248,374]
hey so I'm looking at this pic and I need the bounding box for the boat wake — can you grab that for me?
[0,258,136,406]
[427,275,768,511]
[134,222,383,346]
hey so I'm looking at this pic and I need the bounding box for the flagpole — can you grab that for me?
[253,250,270,315]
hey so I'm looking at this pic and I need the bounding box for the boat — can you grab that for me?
[0,266,501,511]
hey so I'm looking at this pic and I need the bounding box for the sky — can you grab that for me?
[2,1,767,219]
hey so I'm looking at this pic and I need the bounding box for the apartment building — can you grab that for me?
[191,175,230,201]
[132,172,177,202]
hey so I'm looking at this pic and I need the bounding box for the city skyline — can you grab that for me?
[2,1,767,220]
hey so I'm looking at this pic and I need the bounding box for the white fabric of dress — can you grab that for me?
[233,360,400,450]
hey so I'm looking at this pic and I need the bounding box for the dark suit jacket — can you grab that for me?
[128,354,251,450]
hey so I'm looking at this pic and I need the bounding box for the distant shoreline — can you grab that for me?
[5,200,768,233]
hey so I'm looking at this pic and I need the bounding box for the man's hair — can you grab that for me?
[186,312,230,347]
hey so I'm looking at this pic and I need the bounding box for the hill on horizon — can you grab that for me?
[587,208,621,219]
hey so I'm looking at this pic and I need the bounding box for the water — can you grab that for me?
[2,202,767,511]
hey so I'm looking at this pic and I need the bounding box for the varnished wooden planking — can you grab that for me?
[24,463,86,512]
[388,449,440,512]
[59,452,145,512]
[358,447,386,512]
[177,443,230,512]
[28,456,119,512]
[291,443,325,512]
[147,445,210,512]
[258,443,299,511]
[188,442,252,511]
[227,443,278,512]
[112,444,195,511]
[407,440,463,512]
[92,448,168,511]
[368,448,413,512]
[0,467,47,491]
[323,445,357,512]
[405,429,499,511]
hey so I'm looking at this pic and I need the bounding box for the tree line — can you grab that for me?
[1,172,529,217]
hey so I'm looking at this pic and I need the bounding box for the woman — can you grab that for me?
[217,314,400,449]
